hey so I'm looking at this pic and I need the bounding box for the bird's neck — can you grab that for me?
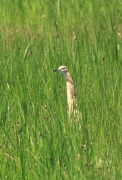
[63,72,74,85]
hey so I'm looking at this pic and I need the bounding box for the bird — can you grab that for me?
[53,65,77,117]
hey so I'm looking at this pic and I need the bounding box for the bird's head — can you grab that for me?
[53,65,68,75]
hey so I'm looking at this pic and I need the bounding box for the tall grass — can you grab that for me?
[0,0,122,179]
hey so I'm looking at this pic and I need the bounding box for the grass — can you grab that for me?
[0,0,122,179]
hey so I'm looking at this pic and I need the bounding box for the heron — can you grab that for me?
[53,65,77,117]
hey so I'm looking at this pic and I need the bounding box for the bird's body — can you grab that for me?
[66,75,76,115]
[53,65,77,117]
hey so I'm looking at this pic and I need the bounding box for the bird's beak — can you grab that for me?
[53,68,60,72]
[53,69,58,72]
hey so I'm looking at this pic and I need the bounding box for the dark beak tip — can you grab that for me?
[53,69,57,72]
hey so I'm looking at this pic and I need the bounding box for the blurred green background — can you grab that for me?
[0,0,122,179]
